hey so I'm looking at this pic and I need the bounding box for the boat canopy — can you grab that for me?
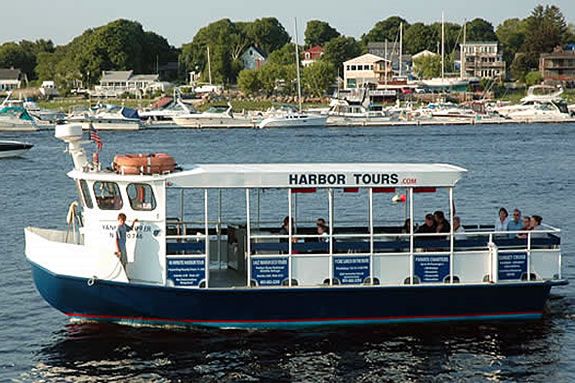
[165,163,466,189]
[0,106,34,121]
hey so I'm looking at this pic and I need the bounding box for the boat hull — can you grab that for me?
[172,116,254,129]
[31,262,553,329]
[258,115,327,129]
[0,141,33,158]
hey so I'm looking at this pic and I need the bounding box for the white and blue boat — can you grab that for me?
[25,125,567,329]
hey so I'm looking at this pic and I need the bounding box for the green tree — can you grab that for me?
[362,16,409,45]
[430,22,462,55]
[0,39,53,80]
[243,17,291,55]
[496,18,528,66]
[302,61,335,97]
[267,43,297,66]
[304,20,340,47]
[237,69,261,95]
[510,52,531,82]
[322,36,362,73]
[466,18,497,42]
[522,5,568,69]
[413,54,442,79]
[525,71,543,86]
[258,62,297,96]
[404,23,437,54]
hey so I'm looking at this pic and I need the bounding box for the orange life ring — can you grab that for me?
[113,153,176,175]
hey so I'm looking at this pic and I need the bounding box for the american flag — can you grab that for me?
[89,124,103,151]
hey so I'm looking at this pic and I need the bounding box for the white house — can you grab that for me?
[412,50,438,61]
[0,68,22,93]
[241,46,266,70]
[343,54,392,89]
[92,70,167,97]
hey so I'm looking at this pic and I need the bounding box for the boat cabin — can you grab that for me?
[70,161,562,290]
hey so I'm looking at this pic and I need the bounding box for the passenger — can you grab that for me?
[115,213,138,273]
[317,223,329,242]
[279,216,294,243]
[434,210,450,235]
[495,208,509,233]
[530,215,546,238]
[507,209,523,238]
[453,216,467,240]
[401,218,413,234]
[416,214,436,235]
[517,216,532,239]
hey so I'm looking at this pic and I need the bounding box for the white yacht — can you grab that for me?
[68,105,142,131]
[258,110,328,129]
[0,106,39,132]
[494,86,573,121]
[172,103,254,128]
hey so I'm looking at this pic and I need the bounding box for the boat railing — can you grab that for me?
[247,226,561,288]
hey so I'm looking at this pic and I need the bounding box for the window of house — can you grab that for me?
[93,181,123,210]
[351,65,357,70]
[78,180,93,209]
[127,183,157,211]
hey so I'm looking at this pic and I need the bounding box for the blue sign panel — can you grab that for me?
[167,257,206,287]
[498,252,527,280]
[333,256,370,285]
[252,257,289,286]
[414,255,450,283]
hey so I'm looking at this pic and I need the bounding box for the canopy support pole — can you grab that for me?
[409,188,414,285]
[246,188,251,287]
[288,188,293,287]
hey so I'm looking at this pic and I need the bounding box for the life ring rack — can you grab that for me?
[112,153,177,175]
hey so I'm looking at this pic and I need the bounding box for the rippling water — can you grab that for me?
[1,124,574,382]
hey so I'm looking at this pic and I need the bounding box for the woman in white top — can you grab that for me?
[495,207,509,233]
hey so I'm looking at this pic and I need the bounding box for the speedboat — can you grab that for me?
[68,105,142,131]
[172,103,254,128]
[0,140,33,158]
[0,106,39,132]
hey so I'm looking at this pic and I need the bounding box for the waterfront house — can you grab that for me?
[367,42,412,75]
[0,68,23,93]
[460,42,506,80]
[241,46,266,70]
[302,46,324,67]
[412,50,438,61]
[92,71,167,97]
[539,47,575,86]
[343,53,392,89]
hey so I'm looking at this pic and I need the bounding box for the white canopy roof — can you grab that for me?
[165,163,466,189]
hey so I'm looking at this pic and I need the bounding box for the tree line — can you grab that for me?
[0,4,572,95]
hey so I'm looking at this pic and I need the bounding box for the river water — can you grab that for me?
[1,124,574,382]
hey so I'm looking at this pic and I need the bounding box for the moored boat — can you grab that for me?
[0,106,39,132]
[0,140,33,158]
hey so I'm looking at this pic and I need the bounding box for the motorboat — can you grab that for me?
[1,92,64,125]
[24,124,568,329]
[68,105,142,131]
[0,140,33,158]
[0,106,39,132]
[172,103,254,128]
[493,86,574,121]
[258,111,328,129]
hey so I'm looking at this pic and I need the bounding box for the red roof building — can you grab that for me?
[302,46,325,67]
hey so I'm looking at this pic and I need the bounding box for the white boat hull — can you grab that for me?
[172,116,254,129]
[258,115,327,129]
[0,118,38,132]
[74,120,141,131]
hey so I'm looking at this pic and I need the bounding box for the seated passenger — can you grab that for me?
[434,210,450,236]
[317,223,329,242]
[416,214,436,235]
[530,215,546,238]
[507,209,523,238]
[401,218,413,234]
[495,207,509,234]
[279,216,294,242]
[517,216,532,239]
[453,216,467,240]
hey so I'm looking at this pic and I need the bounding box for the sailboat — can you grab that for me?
[421,12,469,90]
[257,19,327,129]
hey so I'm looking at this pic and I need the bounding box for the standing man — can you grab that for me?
[115,213,139,274]
[507,209,523,238]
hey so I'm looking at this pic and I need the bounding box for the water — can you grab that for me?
[1,124,574,382]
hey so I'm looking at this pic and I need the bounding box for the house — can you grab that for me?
[367,42,411,75]
[539,47,575,85]
[460,42,506,80]
[92,70,167,97]
[0,68,23,93]
[302,46,324,67]
[241,46,266,70]
[412,50,438,61]
[343,53,392,89]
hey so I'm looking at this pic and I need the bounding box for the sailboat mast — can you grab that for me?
[441,12,445,80]
[384,39,388,85]
[294,18,303,113]
[399,22,403,77]
[207,46,212,85]
[460,20,466,79]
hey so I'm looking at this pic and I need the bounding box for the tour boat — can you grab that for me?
[0,140,33,158]
[25,124,567,329]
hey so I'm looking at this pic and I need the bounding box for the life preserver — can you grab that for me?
[113,153,176,175]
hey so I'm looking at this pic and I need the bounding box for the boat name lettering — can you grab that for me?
[288,173,399,186]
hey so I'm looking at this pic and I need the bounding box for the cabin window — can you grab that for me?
[93,181,123,210]
[127,183,157,211]
[78,179,93,209]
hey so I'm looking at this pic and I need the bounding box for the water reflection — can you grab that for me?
[27,297,569,382]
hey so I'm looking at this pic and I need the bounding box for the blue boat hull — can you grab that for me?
[31,262,553,329]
